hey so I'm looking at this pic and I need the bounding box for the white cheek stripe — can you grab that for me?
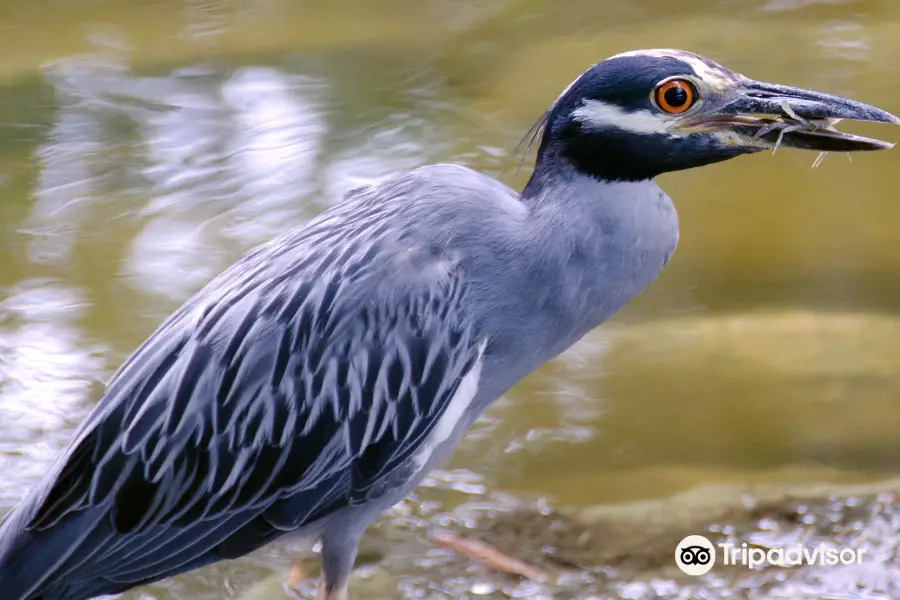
[572,99,672,135]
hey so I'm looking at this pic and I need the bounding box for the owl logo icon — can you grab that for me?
[675,535,716,575]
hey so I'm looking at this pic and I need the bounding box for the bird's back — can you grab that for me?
[0,164,525,600]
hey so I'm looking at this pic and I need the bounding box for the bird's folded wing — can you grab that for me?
[24,255,481,538]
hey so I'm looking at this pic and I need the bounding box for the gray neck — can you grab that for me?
[527,162,678,337]
[474,161,679,404]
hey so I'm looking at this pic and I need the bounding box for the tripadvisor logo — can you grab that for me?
[675,534,867,575]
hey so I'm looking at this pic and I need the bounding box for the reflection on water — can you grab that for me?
[0,279,105,506]
[27,51,330,300]
[132,64,328,297]
[1,0,900,598]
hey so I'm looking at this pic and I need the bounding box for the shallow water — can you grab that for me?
[2,0,900,598]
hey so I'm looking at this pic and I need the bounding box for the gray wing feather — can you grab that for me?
[32,270,476,529]
[5,198,484,594]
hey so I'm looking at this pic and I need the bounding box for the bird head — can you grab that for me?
[527,49,899,182]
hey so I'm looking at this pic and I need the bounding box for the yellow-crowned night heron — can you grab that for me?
[0,49,896,600]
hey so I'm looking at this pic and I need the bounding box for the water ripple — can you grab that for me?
[0,279,107,506]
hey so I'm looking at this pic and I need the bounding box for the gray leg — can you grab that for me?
[316,527,362,600]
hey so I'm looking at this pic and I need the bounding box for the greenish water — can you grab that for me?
[2,0,900,598]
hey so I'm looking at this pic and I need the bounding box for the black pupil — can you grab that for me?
[664,84,689,107]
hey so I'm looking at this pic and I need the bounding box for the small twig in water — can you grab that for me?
[430,529,549,582]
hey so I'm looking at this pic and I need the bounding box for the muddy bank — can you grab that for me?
[231,477,900,600]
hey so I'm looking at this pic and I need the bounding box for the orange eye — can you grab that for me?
[654,79,697,114]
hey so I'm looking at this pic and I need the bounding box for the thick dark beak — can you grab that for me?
[680,79,900,152]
